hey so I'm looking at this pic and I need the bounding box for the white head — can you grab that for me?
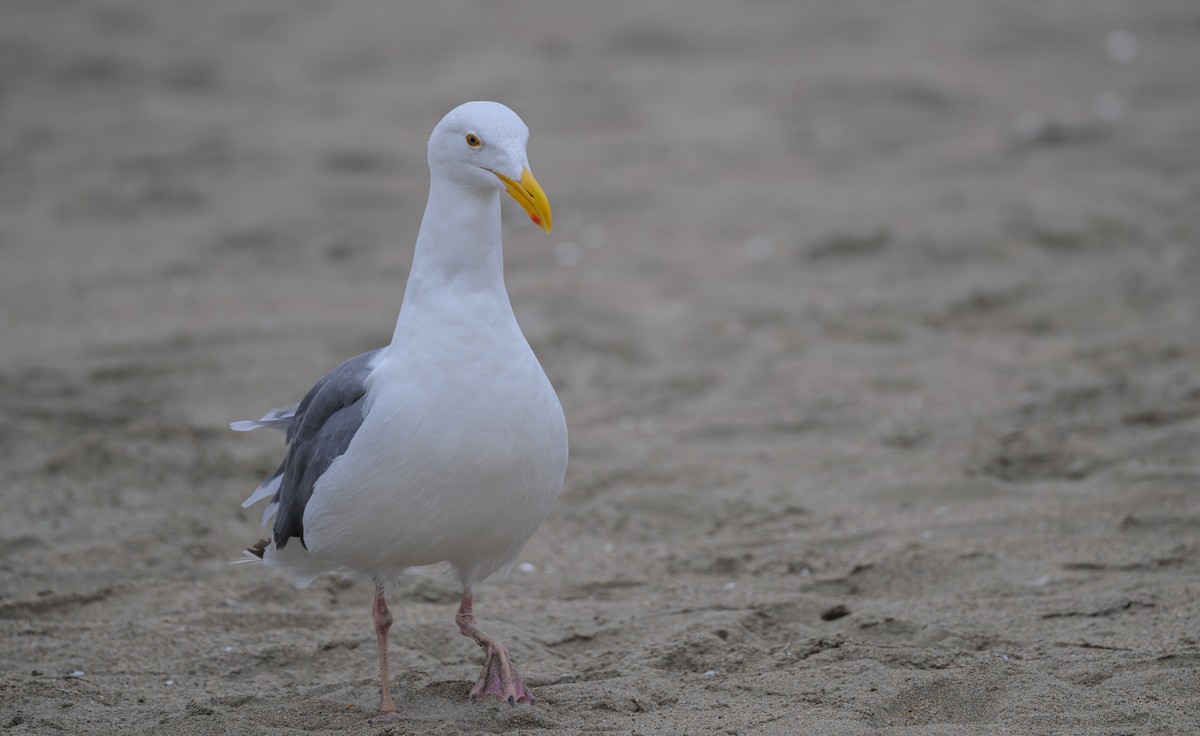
[427,101,552,232]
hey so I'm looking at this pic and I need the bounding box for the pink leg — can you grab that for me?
[368,581,402,722]
[455,591,534,705]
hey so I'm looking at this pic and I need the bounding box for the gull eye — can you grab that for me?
[465,132,483,149]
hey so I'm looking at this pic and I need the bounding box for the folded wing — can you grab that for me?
[234,348,384,549]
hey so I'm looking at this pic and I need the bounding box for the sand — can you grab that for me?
[2,1,1199,733]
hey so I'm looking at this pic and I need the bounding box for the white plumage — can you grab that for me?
[300,299,567,587]
[234,101,566,717]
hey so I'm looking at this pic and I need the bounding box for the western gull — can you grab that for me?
[232,101,568,720]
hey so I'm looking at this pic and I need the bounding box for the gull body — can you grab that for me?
[303,285,566,587]
[234,101,566,717]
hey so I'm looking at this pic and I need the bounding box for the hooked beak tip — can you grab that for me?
[495,167,552,233]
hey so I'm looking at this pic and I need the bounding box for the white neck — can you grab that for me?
[391,176,511,344]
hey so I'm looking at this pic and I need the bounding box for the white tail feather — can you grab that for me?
[231,551,263,565]
[262,541,339,588]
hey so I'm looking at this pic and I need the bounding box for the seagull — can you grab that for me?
[232,101,568,720]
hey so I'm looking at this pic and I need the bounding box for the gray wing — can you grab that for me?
[236,348,383,550]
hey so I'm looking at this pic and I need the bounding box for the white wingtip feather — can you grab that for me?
[260,501,279,528]
[241,475,281,509]
[231,406,298,432]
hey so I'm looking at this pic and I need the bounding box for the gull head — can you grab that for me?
[428,101,552,232]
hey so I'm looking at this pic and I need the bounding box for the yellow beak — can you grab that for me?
[494,167,552,232]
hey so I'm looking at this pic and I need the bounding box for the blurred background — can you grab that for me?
[2,1,1198,733]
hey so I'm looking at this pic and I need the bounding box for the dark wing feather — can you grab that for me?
[269,348,382,549]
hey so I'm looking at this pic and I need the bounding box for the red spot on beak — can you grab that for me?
[530,214,542,226]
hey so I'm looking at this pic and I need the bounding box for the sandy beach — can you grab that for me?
[2,1,1199,733]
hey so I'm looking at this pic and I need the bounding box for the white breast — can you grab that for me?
[300,292,568,587]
